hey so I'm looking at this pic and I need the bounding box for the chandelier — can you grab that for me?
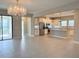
[7,0,27,16]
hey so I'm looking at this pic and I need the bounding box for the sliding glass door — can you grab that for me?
[0,16,12,40]
[0,16,2,40]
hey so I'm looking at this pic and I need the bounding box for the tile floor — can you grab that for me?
[0,35,79,58]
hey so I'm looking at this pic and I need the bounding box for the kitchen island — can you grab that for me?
[50,28,68,39]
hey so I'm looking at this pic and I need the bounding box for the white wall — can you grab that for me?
[22,17,28,36]
[22,17,32,37]
[74,10,79,41]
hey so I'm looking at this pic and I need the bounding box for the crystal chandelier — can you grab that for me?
[7,0,27,16]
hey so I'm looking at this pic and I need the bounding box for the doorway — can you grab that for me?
[0,16,12,40]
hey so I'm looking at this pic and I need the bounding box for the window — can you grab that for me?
[61,20,67,26]
[60,20,75,27]
[68,20,74,26]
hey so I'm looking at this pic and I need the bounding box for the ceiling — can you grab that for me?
[46,10,74,17]
[0,0,79,16]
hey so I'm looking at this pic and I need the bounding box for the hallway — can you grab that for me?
[0,36,79,58]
